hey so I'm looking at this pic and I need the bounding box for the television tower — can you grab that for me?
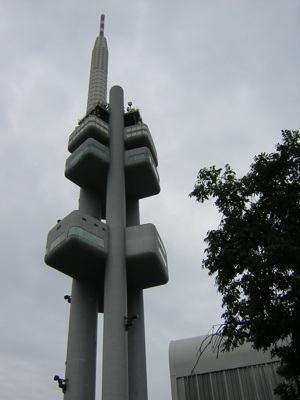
[45,14,168,400]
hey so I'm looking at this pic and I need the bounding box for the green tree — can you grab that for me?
[190,130,300,398]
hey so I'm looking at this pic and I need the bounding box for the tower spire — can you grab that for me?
[86,14,109,112]
[100,14,105,37]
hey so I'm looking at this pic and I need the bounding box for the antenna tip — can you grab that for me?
[100,14,105,36]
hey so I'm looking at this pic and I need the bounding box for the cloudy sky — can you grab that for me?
[0,0,299,399]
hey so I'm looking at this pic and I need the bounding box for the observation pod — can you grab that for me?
[68,106,109,153]
[65,138,110,192]
[124,123,158,166]
[44,210,108,282]
[126,223,168,289]
[125,147,160,199]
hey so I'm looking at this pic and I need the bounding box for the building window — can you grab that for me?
[48,232,66,252]
[68,227,105,248]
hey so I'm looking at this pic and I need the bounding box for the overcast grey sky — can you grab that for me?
[0,0,299,399]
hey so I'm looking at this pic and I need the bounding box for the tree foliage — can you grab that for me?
[190,130,300,398]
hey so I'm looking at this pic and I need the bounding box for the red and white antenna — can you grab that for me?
[100,14,105,36]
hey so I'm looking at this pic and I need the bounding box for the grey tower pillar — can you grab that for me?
[63,190,102,400]
[64,280,98,400]
[102,86,128,400]
[127,199,148,400]
[62,17,108,398]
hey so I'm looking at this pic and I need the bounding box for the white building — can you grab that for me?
[169,335,282,400]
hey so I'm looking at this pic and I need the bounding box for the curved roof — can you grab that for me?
[169,335,277,378]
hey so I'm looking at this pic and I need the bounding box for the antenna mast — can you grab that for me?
[100,14,105,36]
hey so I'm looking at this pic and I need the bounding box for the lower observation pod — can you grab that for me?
[45,217,167,310]
[126,223,168,289]
[125,147,160,199]
[44,210,108,282]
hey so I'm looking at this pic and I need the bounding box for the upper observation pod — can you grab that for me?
[86,14,109,113]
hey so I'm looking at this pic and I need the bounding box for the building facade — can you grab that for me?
[169,335,282,400]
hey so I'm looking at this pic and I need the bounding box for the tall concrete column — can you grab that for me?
[64,189,101,400]
[128,290,148,400]
[79,188,103,220]
[64,280,98,400]
[102,86,128,400]
[126,199,148,400]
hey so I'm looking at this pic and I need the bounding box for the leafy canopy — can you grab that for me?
[190,130,300,396]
